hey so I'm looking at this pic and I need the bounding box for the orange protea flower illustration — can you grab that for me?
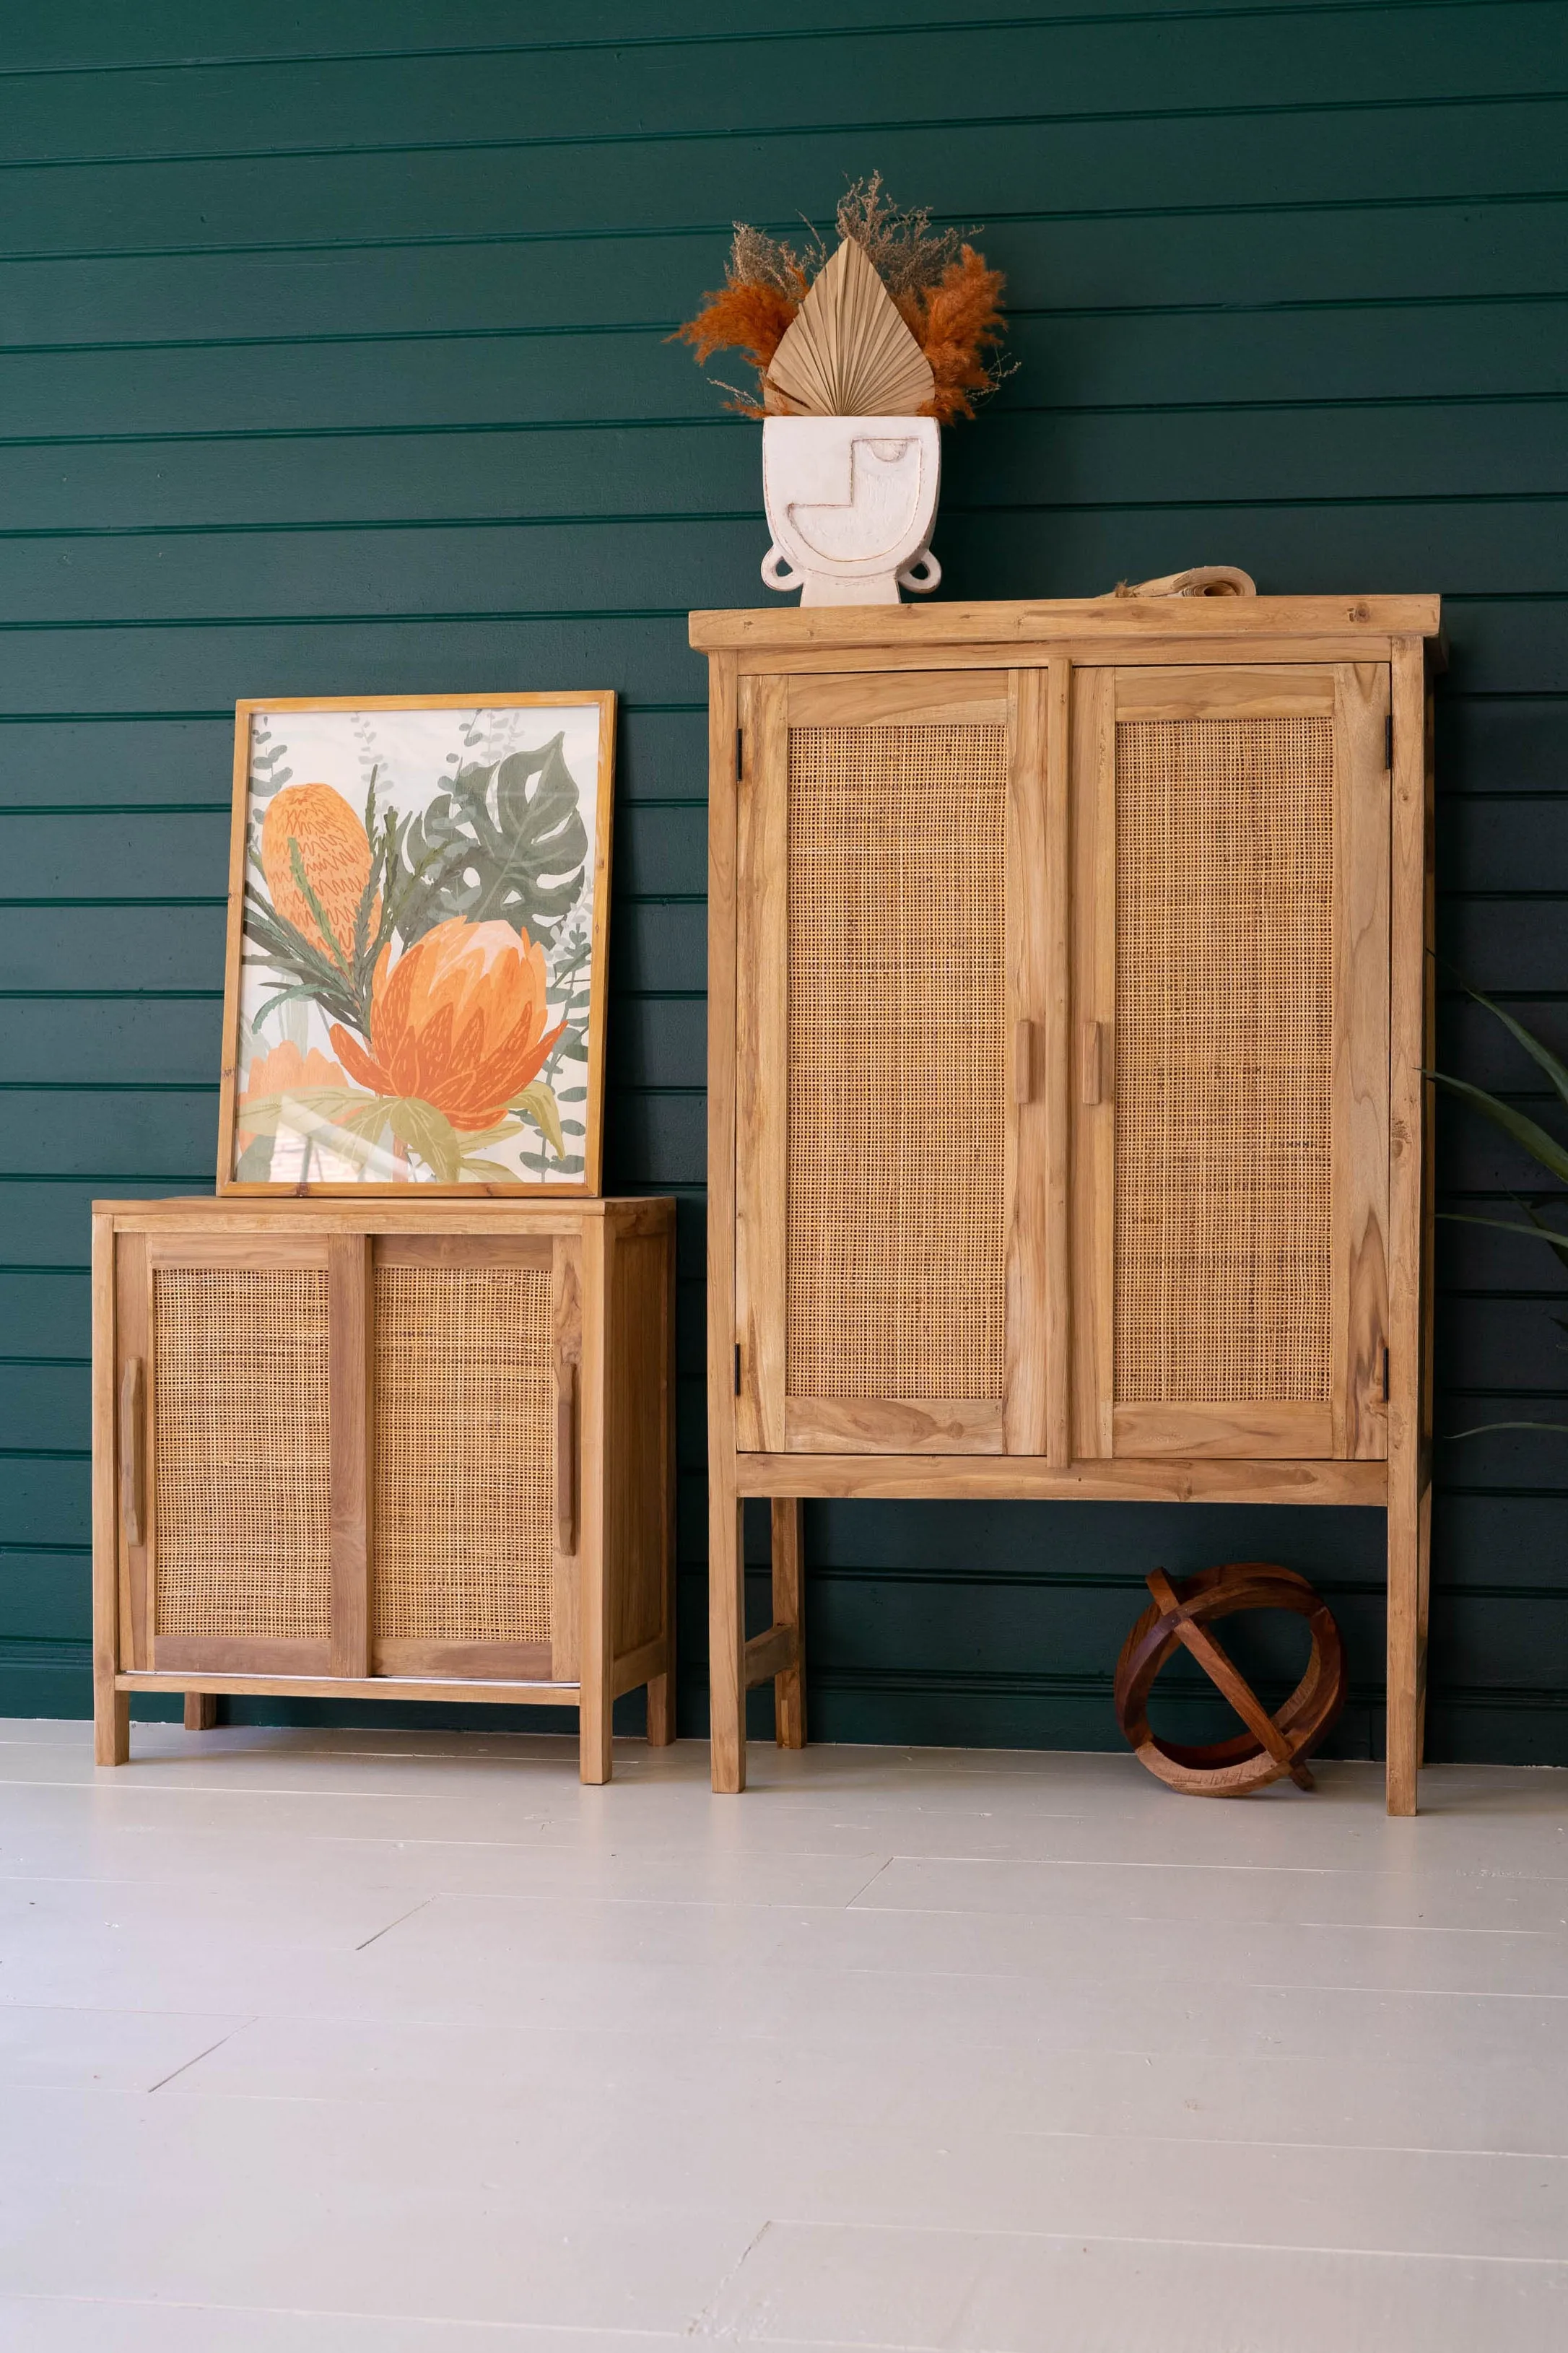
[328,917,566,1131]
[261,783,377,966]
[235,1038,346,1149]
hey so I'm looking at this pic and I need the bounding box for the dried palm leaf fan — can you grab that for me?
[765,236,936,417]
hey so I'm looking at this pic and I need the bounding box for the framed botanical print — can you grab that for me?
[217,692,614,1193]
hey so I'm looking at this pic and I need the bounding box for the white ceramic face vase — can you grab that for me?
[760,415,941,605]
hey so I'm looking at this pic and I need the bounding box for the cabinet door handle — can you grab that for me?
[1014,1019,1039,1105]
[1080,1020,1111,1106]
[555,1362,578,1555]
[119,1357,145,1547]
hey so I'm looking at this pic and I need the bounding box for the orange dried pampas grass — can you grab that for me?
[674,274,801,414]
[905,246,1008,426]
[674,178,1011,424]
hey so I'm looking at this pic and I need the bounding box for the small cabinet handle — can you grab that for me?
[119,1357,145,1547]
[1081,1020,1111,1106]
[555,1362,578,1555]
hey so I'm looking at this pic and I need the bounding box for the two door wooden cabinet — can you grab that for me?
[693,596,1441,1814]
[92,1196,675,1782]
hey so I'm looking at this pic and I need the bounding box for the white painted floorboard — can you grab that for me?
[1,1720,1566,2350]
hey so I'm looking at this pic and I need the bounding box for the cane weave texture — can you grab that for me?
[373,1264,554,1644]
[152,1266,331,1639]
[786,722,1008,1401]
[1114,716,1335,1404]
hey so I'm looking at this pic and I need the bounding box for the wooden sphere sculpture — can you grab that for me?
[1113,1563,1347,1797]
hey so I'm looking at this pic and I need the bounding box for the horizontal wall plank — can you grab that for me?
[6,201,1568,352]
[0,504,1560,628]
[6,8,1562,165]
[0,615,701,713]
[1,391,1564,520]
[0,0,1359,78]
[2,100,1564,261]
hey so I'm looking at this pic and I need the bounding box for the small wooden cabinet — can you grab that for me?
[694,596,1441,1814]
[92,1196,675,1781]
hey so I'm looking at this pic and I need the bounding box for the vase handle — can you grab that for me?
[761,543,804,594]
[897,549,941,596]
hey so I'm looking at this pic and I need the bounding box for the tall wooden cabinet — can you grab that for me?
[92,1196,675,1782]
[692,597,1440,1814]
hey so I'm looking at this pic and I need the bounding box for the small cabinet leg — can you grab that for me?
[579,1656,613,1787]
[94,1680,129,1767]
[645,1669,676,1747]
[770,1498,806,1749]
[710,1468,746,1794]
[183,1693,218,1733]
[1385,1474,1427,1817]
[645,1218,678,1750]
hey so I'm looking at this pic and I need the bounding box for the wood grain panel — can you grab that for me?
[1330,662,1392,1461]
[733,669,789,1454]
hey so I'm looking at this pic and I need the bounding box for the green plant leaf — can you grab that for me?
[386,1096,461,1182]
[241,887,367,1035]
[510,1079,564,1160]
[233,1134,275,1180]
[456,1155,518,1180]
[1447,1420,1568,1439]
[233,1084,381,1138]
[287,836,349,969]
[450,1115,524,1153]
[395,732,588,947]
[1425,1070,1568,1186]
[1460,979,1568,1117]
[1439,1209,1568,1276]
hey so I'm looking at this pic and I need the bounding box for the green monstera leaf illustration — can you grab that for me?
[395,731,588,948]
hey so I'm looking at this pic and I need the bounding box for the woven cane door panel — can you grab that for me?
[152,1266,331,1640]
[1114,716,1335,1410]
[373,1262,554,1645]
[785,722,1008,1405]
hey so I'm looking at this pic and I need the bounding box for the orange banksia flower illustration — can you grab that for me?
[329,917,566,1131]
[261,783,377,966]
[235,1038,346,1149]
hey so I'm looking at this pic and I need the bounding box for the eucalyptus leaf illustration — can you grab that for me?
[395,732,588,947]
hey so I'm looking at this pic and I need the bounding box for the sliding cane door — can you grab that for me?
[369,1236,580,1683]
[734,666,1056,1455]
[1072,663,1390,1461]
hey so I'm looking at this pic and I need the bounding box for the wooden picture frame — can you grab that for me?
[217,692,615,1196]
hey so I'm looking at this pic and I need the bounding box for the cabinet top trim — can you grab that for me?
[92,1195,674,1235]
[689,594,1442,653]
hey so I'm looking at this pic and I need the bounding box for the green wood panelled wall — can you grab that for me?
[2,0,1565,1760]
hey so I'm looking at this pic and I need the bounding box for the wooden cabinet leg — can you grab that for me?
[94,1681,129,1767]
[1385,1472,1427,1817]
[645,1217,678,1749]
[183,1693,218,1732]
[770,1497,806,1749]
[579,1684,612,1786]
[710,1468,746,1793]
[645,1669,675,1747]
